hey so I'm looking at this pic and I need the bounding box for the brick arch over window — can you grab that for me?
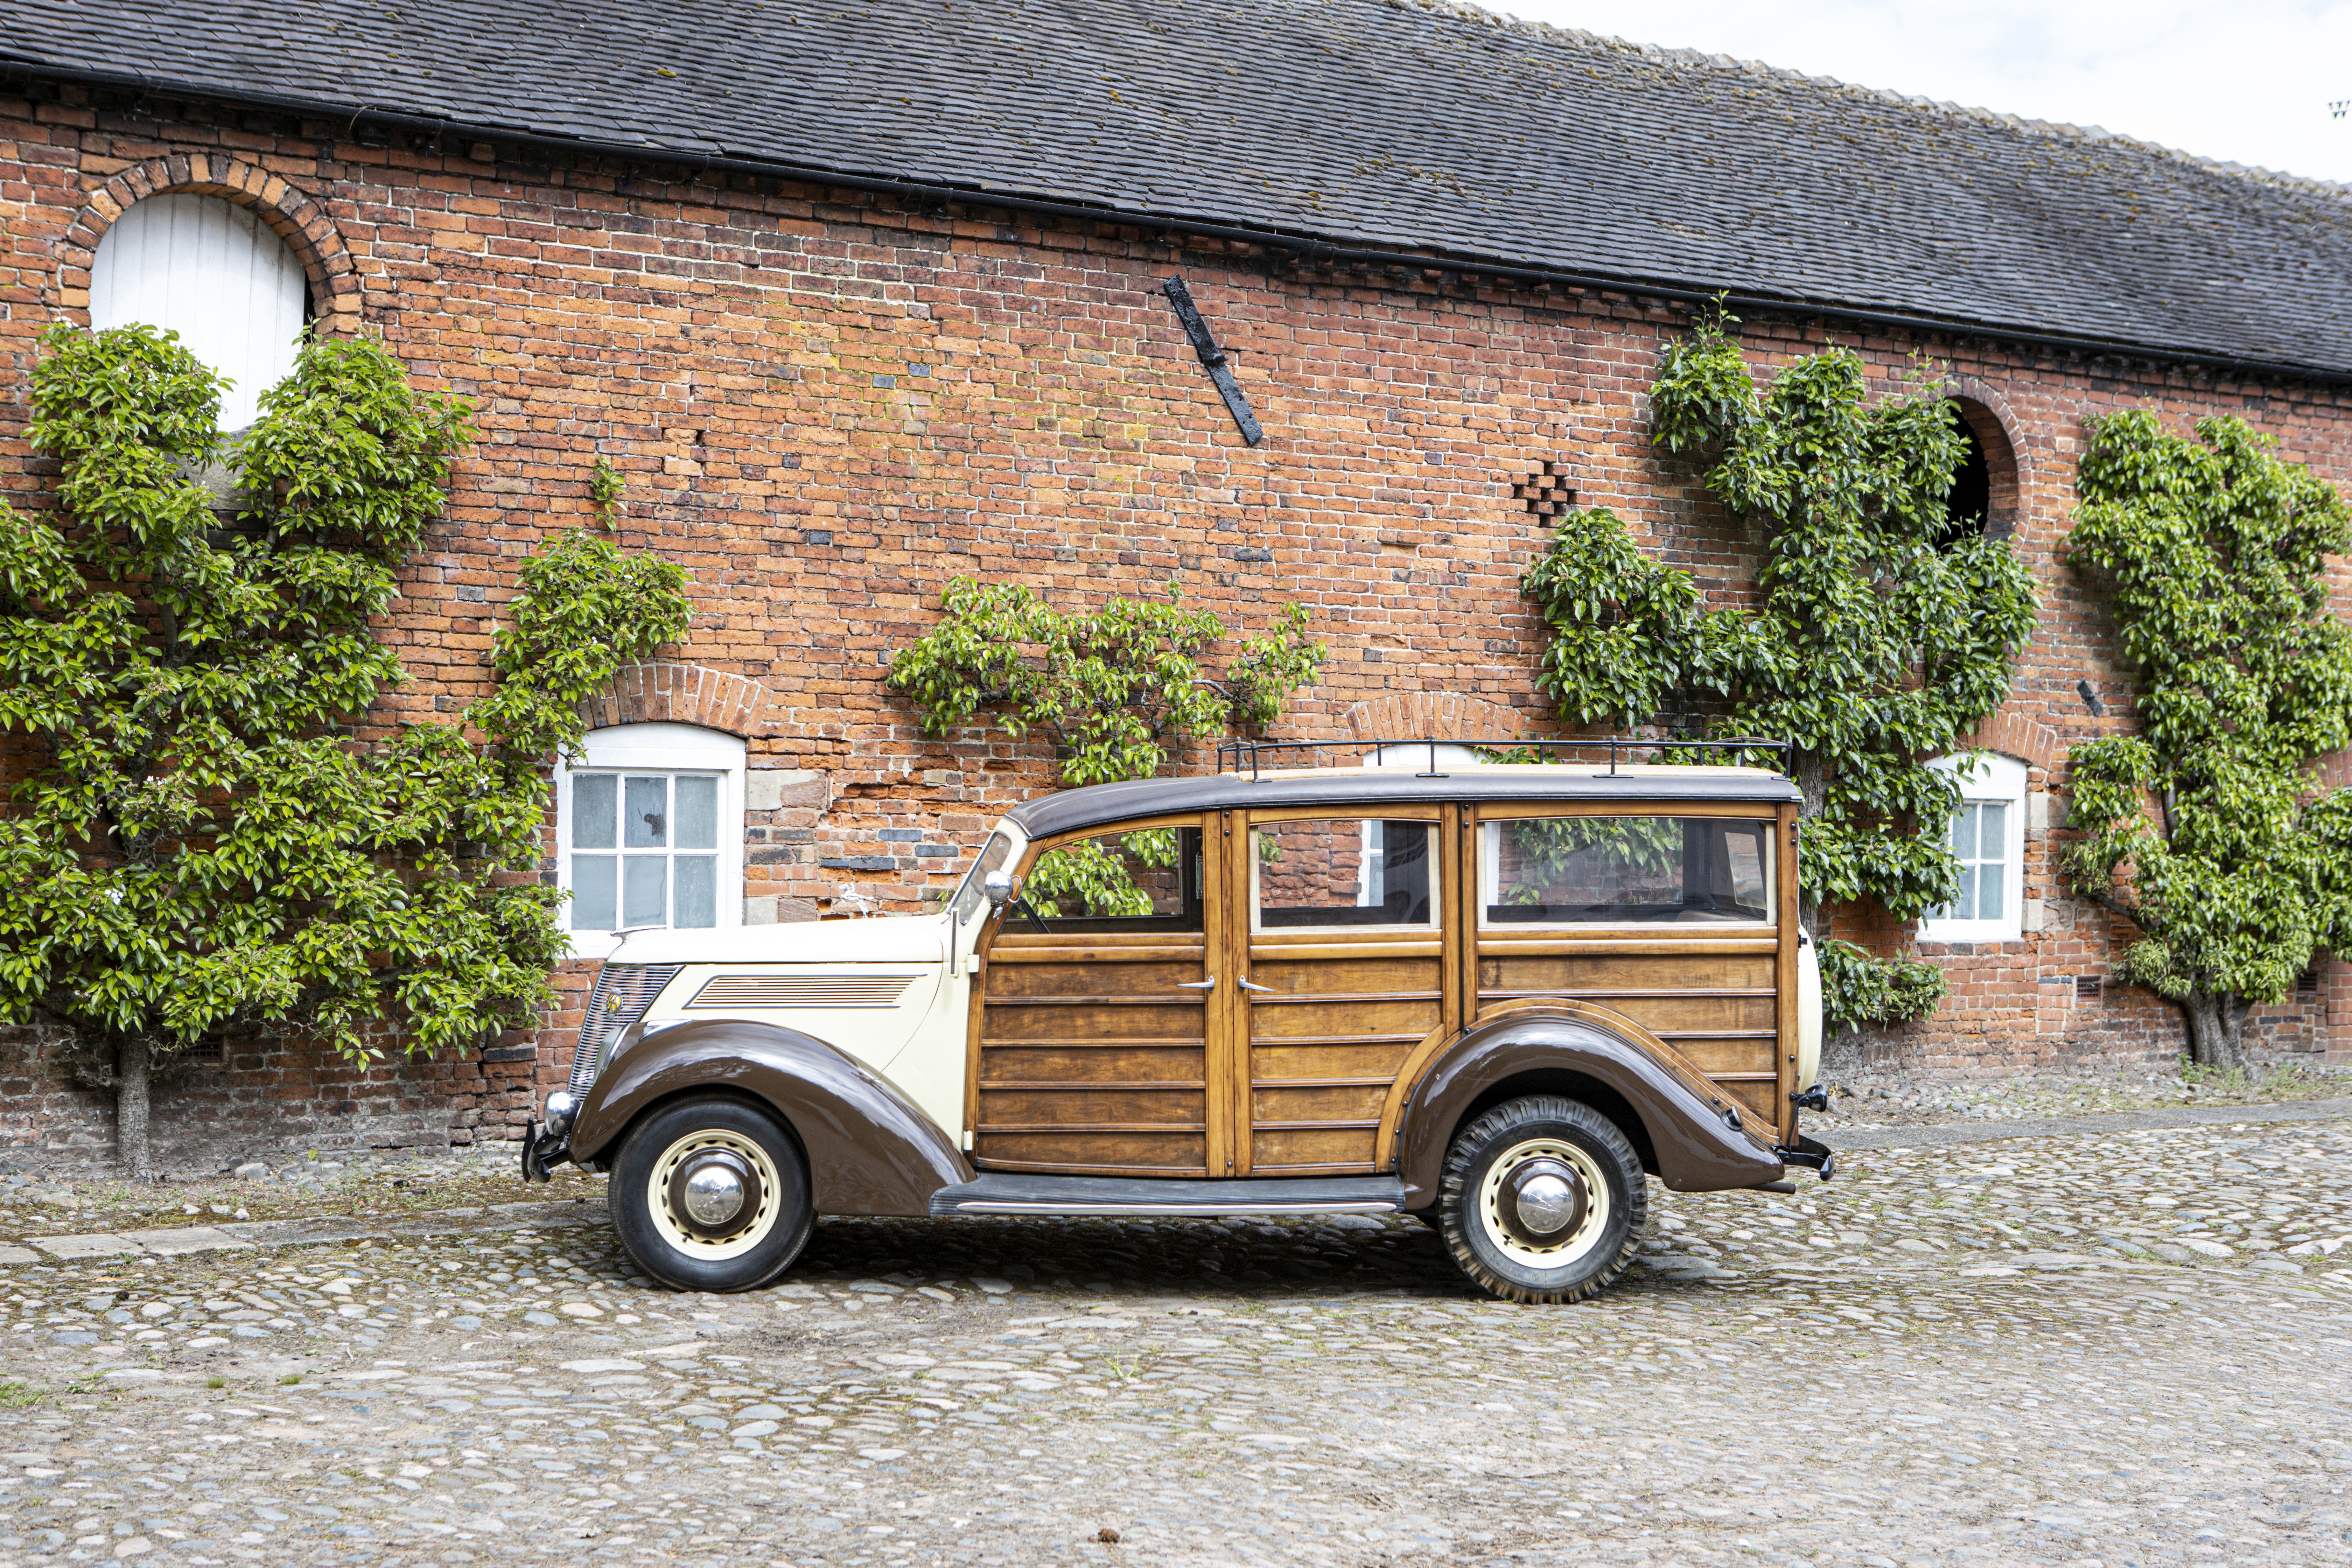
[1340,691,1531,746]
[1952,710,2064,775]
[585,662,782,738]
[56,155,360,326]
[1943,376,2028,543]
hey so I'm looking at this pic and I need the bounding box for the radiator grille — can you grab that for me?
[687,973,922,1009]
[568,964,684,1091]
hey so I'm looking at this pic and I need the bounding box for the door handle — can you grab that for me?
[1236,978,1273,994]
[1175,978,1217,991]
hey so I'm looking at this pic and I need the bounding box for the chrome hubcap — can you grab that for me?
[681,1160,748,1228]
[1499,1155,1588,1247]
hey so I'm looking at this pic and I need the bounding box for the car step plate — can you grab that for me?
[928,1174,1409,1219]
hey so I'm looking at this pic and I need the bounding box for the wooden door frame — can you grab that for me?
[965,813,1225,1169]
[1227,804,1451,1176]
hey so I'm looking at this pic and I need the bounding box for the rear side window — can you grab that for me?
[1481,817,1772,925]
[1252,818,1438,931]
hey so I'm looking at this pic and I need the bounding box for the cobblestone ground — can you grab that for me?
[3,1113,2349,1566]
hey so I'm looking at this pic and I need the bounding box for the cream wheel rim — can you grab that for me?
[1479,1136,1610,1269]
[646,1129,782,1261]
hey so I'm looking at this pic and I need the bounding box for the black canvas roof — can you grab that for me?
[9,0,2350,378]
[1003,766,1800,839]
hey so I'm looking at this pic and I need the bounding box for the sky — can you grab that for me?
[1496,0,2352,184]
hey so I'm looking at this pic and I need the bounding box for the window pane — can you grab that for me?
[1954,864,1979,923]
[1949,803,1979,861]
[674,775,718,849]
[674,855,718,928]
[1483,818,1770,925]
[571,774,616,849]
[622,855,668,927]
[1976,859,2004,922]
[1026,828,1199,928]
[571,855,616,931]
[1255,820,1435,929]
[625,776,668,848]
[1978,802,2007,860]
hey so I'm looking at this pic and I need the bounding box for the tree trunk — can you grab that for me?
[2180,993,2247,1071]
[116,1036,154,1181]
[1793,749,1826,936]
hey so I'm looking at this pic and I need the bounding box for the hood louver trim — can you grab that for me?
[686,973,922,1009]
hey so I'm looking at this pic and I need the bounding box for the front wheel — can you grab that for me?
[611,1095,814,1292]
[1438,1095,1646,1304]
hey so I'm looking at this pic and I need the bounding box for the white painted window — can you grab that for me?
[556,723,745,959]
[90,194,309,430]
[1919,753,2029,943]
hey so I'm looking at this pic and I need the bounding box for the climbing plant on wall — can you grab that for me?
[0,323,691,1177]
[1520,313,2040,1031]
[887,577,1325,914]
[2063,411,2352,1068]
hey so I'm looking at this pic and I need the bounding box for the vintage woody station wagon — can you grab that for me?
[523,747,1832,1304]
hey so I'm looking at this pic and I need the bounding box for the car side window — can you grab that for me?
[1481,816,1773,925]
[1251,818,1438,930]
[1023,826,1203,932]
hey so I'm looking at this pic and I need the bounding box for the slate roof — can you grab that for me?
[8,0,2352,378]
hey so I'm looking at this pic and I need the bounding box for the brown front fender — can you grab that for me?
[568,1019,972,1217]
[1396,1006,1784,1206]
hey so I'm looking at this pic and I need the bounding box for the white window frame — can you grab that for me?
[1919,752,2028,944]
[90,194,310,432]
[555,723,746,959]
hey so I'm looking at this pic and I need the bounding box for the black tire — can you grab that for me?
[1437,1095,1646,1304]
[610,1094,814,1293]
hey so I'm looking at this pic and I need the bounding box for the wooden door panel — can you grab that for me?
[977,1000,1208,1043]
[976,934,1210,1176]
[1478,952,1775,993]
[1664,1036,1782,1076]
[985,958,1209,997]
[977,1044,1206,1084]
[1251,1126,1378,1170]
[1248,996,1440,1041]
[1249,956,1443,994]
[1251,1082,1387,1124]
[980,1130,1209,1174]
[981,1087,1207,1126]
[1248,1038,1421,1082]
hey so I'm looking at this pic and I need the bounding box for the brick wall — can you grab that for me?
[4,79,2348,1163]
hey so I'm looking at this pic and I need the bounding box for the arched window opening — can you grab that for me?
[1937,419,1993,547]
[1937,397,2019,547]
[90,194,311,430]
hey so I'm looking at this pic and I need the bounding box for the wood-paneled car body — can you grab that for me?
[523,757,1832,1303]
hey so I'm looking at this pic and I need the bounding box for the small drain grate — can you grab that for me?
[1514,460,1577,518]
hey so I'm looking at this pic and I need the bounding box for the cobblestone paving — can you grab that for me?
[2,1115,2349,1566]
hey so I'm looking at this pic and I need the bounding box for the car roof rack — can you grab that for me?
[1212,735,1790,783]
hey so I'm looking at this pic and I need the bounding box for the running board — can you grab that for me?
[928,1174,1410,1219]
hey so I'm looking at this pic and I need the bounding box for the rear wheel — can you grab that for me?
[611,1095,813,1293]
[1438,1095,1645,1304]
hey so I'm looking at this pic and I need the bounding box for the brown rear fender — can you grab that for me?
[567,1019,972,1217]
[1396,1005,1784,1205]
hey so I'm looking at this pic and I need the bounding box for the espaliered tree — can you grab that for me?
[888,577,1325,913]
[0,323,691,1176]
[2064,412,2352,1068]
[1521,314,2039,1030]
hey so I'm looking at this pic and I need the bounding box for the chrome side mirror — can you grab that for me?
[982,870,1021,910]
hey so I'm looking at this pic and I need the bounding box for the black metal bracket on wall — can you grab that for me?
[1161,275,1265,446]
